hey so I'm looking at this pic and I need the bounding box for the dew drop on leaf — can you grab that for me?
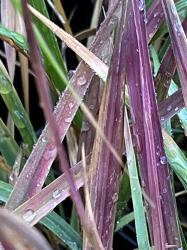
[65,117,72,123]
[52,189,61,199]
[138,0,144,11]
[160,156,167,165]
[77,76,87,86]
[23,209,36,223]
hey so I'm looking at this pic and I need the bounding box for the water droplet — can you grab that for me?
[160,156,167,165]
[68,103,74,109]
[132,187,136,192]
[167,105,172,112]
[161,117,165,121]
[52,189,61,199]
[163,188,167,194]
[175,22,182,35]
[174,107,179,112]
[68,70,75,80]
[82,121,90,132]
[44,145,56,160]
[0,74,12,94]
[9,175,14,182]
[138,0,144,11]
[68,242,77,249]
[112,193,118,203]
[136,49,139,53]
[65,117,72,123]
[77,75,87,86]
[89,104,94,110]
[153,12,158,18]
[42,137,47,143]
[23,209,36,223]
[142,180,146,188]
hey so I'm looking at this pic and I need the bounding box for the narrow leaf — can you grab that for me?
[125,1,181,248]
[5,3,119,210]
[124,108,150,249]
[0,181,82,250]
[161,0,187,107]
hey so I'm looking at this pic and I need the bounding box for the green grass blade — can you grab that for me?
[0,180,12,202]
[11,0,68,91]
[0,181,82,250]
[0,63,36,154]
[41,212,82,250]
[168,82,187,135]
[124,108,150,250]
[0,118,19,166]
[0,24,29,56]
[28,0,68,91]
[115,211,135,232]
[116,172,131,221]
[33,26,68,90]
[163,129,187,190]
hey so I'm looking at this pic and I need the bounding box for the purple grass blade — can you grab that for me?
[125,1,181,248]
[1,0,16,80]
[13,159,88,226]
[5,2,119,210]
[156,16,187,101]
[77,29,114,161]
[0,208,52,250]
[147,0,165,41]
[159,89,184,123]
[17,1,89,234]
[161,0,187,107]
[77,75,100,161]
[85,2,127,248]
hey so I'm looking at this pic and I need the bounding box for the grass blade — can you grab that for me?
[161,0,187,107]
[41,212,82,250]
[5,3,118,210]
[159,89,184,122]
[0,181,82,250]
[29,0,68,91]
[163,129,187,190]
[0,118,19,166]
[156,16,187,102]
[124,108,150,249]
[147,0,164,41]
[13,159,85,225]
[84,2,127,247]
[125,1,181,247]
[1,0,16,80]
[0,23,29,56]
[115,211,134,232]
[0,61,36,154]
[29,5,108,82]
